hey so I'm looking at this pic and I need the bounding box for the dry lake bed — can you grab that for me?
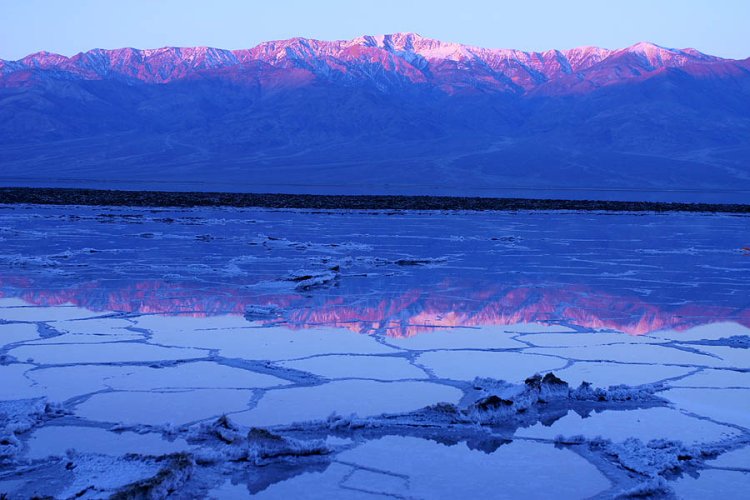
[0,204,748,498]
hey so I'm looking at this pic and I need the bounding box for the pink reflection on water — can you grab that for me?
[3,276,748,337]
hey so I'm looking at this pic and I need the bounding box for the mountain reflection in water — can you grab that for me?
[1,206,748,337]
[3,277,748,336]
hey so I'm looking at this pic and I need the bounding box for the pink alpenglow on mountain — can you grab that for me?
[1,33,749,201]
[0,33,741,92]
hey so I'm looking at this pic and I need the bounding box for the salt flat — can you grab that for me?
[0,205,748,498]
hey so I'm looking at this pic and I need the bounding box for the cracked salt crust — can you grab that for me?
[707,445,750,469]
[278,354,428,381]
[232,380,463,427]
[0,303,111,322]
[75,388,257,426]
[685,345,750,369]
[383,325,528,350]
[0,323,41,345]
[8,341,208,365]
[525,343,738,367]
[260,436,610,499]
[661,387,750,428]
[650,322,750,341]
[519,331,663,347]
[1,206,748,497]
[672,369,750,388]
[25,425,191,459]
[0,364,45,400]
[553,361,694,387]
[416,350,568,381]
[516,406,741,444]
[672,469,750,499]
[145,324,399,361]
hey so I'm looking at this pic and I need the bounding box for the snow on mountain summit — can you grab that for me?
[615,41,721,69]
[0,33,733,92]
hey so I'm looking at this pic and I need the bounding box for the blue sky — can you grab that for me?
[2,0,748,60]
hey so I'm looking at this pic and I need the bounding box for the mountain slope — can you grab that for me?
[0,33,737,91]
[1,33,749,201]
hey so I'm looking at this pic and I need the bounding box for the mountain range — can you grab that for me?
[1,33,749,201]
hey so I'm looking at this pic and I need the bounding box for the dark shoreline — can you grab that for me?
[0,187,748,213]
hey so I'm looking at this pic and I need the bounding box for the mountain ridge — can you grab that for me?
[4,33,736,65]
[2,33,746,94]
[1,33,749,202]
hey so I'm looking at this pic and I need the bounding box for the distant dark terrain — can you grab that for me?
[2,187,750,213]
[1,33,749,202]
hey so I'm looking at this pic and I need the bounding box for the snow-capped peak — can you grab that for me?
[0,34,731,90]
[616,41,718,68]
[348,32,470,60]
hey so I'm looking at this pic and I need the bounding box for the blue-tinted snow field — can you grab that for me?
[0,204,749,498]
